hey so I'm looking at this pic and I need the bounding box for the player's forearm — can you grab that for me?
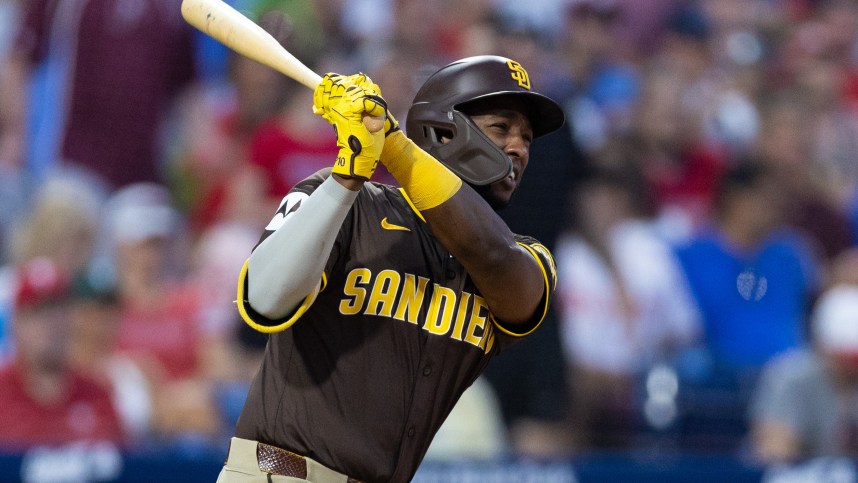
[380,131,461,210]
[422,186,544,324]
[382,131,543,323]
[247,176,358,319]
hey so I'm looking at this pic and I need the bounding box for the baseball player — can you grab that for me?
[217,55,565,483]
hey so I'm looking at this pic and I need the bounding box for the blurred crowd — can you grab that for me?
[0,0,858,470]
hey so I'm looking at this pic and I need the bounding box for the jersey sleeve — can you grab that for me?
[490,234,558,338]
[237,168,352,332]
[254,168,338,246]
[235,259,327,333]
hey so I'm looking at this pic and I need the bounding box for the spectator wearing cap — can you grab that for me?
[106,182,198,383]
[0,258,123,449]
[105,183,222,445]
[748,283,858,464]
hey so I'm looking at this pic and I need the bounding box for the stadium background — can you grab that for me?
[0,0,857,481]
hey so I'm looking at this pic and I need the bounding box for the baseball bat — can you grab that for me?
[180,0,383,132]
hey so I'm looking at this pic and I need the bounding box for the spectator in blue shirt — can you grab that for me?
[671,161,821,451]
[675,161,820,374]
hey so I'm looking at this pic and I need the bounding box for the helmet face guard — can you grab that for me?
[406,55,565,185]
[407,106,514,185]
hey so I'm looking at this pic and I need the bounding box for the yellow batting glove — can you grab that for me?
[312,73,344,119]
[313,73,387,180]
[336,74,399,136]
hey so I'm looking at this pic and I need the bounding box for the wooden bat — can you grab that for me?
[181,0,383,132]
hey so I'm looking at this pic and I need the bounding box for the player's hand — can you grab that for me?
[340,74,399,137]
[313,73,387,180]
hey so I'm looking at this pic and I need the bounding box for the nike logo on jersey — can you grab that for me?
[381,217,410,232]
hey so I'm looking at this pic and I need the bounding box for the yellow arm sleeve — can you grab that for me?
[381,131,462,211]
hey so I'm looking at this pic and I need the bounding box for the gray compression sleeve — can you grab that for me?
[247,176,359,319]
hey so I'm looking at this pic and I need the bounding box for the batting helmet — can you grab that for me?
[405,55,565,185]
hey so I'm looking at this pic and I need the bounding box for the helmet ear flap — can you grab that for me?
[406,108,511,186]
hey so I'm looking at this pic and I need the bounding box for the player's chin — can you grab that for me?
[475,179,516,210]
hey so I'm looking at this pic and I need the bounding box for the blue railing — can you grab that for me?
[0,443,855,483]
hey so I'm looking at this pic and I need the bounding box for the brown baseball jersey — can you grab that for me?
[234,168,557,483]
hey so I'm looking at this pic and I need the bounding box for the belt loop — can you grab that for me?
[305,459,349,483]
[226,437,266,475]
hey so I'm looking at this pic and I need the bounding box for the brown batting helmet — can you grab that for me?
[405,55,565,185]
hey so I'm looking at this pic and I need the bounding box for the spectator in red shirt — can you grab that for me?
[106,183,201,382]
[105,183,221,441]
[0,258,123,450]
[0,0,196,189]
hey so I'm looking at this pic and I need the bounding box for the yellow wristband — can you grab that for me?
[381,131,462,210]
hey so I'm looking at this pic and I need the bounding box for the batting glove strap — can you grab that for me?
[384,109,400,137]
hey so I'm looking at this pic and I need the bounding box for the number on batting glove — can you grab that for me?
[313,73,387,180]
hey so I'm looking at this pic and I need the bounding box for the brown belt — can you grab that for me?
[256,442,364,483]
